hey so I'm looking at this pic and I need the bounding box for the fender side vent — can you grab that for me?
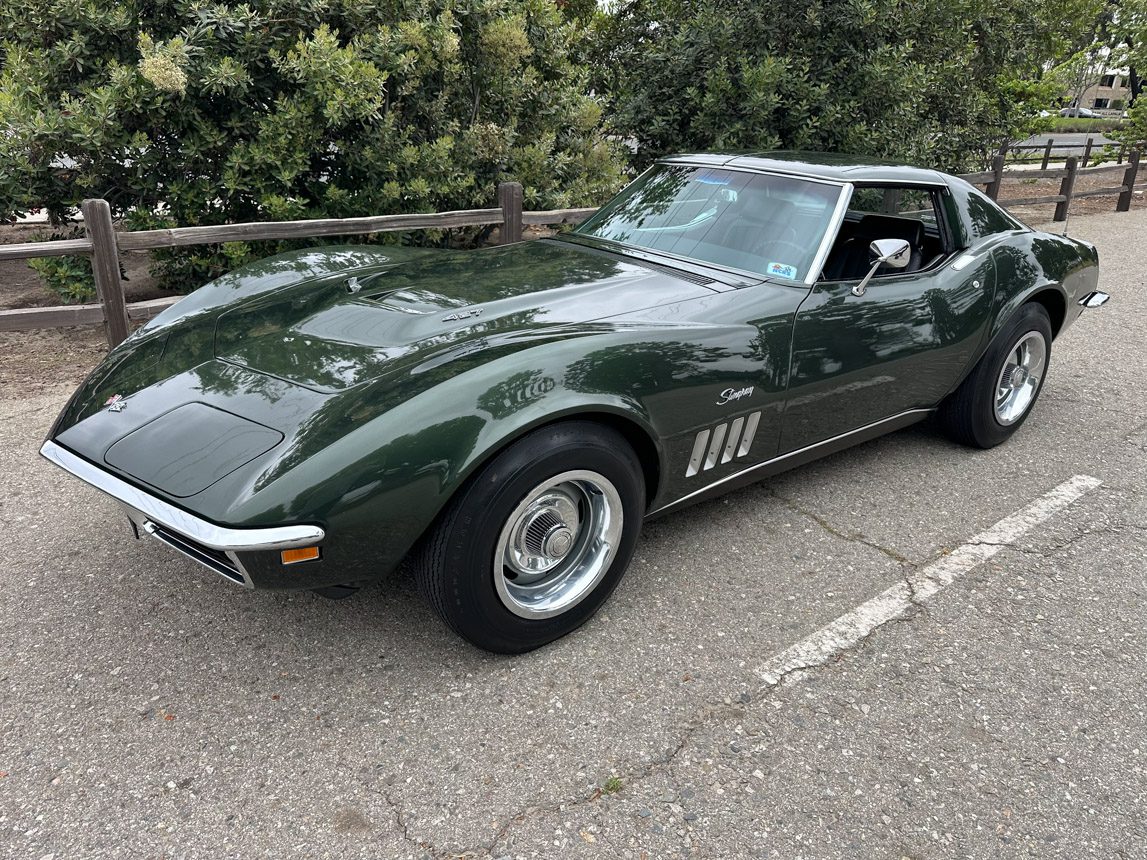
[685,412,761,477]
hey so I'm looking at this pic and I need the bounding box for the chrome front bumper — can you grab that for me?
[1078,291,1110,308]
[40,440,325,588]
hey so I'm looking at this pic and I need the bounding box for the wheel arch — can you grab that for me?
[944,281,1066,404]
[466,407,663,513]
[557,410,662,508]
[1027,287,1067,339]
[988,281,1070,345]
[399,406,663,585]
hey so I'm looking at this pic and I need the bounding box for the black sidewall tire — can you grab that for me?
[942,303,1053,448]
[418,422,645,654]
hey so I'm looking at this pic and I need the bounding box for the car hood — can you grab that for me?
[48,238,722,518]
[213,239,716,392]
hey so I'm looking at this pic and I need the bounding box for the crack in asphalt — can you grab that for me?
[365,786,440,857]
[970,521,1129,558]
[386,704,746,859]
[768,490,916,566]
[474,713,716,857]
[762,589,924,692]
[388,792,430,855]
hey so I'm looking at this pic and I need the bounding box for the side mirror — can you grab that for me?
[852,238,912,297]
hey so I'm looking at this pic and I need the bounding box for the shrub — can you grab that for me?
[1049,117,1128,133]
[28,251,97,305]
[588,0,1071,172]
[1111,99,1147,154]
[0,0,626,293]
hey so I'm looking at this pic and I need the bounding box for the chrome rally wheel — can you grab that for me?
[494,471,624,619]
[415,422,644,653]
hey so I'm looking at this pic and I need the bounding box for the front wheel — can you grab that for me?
[415,421,645,653]
[939,302,1053,448]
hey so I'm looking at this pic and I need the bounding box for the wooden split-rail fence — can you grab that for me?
[0,157,1142,348]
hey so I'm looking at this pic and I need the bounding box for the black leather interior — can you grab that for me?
[822,214,928,281]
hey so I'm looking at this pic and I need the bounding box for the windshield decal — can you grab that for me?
[767,262,798,279]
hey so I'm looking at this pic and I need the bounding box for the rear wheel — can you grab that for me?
[939,302,1053,448]
[415,421,645,653]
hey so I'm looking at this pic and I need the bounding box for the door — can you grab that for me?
[779,186,996,453]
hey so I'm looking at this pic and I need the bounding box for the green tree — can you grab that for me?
[1113,97,1147,150]
[1113,0,1146,106]
[588,0,1078,171]
[0,0,625,293]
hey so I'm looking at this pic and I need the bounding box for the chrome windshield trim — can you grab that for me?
[804,183,854,286]
[657,157,858,188]
[40,440,325,552]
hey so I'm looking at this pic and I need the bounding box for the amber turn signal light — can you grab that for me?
[281,546,321,565]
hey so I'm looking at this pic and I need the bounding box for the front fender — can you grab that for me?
[226,320,762,587]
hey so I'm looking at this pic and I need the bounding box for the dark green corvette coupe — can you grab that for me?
[43,152,1106,652]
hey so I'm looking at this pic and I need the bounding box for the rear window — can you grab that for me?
[965,188,1023,238]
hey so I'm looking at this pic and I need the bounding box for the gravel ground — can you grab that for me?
[1,208,1145,859]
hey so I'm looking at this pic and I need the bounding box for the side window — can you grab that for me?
[847,187,938,227]
[819,185,949,282]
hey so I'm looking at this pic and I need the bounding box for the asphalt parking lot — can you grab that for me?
[2,208,1145,859]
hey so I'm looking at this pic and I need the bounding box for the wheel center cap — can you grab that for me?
[1012,367,1028,387]
[515,502,579,568]
[543,527,574,559]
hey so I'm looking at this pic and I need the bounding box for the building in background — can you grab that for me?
[1069,68,1131,115]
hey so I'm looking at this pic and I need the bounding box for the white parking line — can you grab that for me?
[756,474,1103,687]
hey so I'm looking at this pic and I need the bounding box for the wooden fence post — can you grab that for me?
[498,181,523,244]
[80,198,129,347]
[985,155,1005,200]
[1054,156,1079,222]
[1082,137,1094,167]
[1117,150,1140,212]
[1041,139,1054,170]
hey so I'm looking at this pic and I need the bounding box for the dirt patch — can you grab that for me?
[0,326,109,394]
[0,223,177,310]
[997,166,1146,225]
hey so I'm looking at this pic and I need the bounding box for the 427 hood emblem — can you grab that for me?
[442,308,483,322]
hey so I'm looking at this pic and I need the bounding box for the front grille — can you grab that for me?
[144,521,246,585]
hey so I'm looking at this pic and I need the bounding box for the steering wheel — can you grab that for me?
[776,224,800,245]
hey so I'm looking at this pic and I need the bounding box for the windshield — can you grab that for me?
[574,164,845,282]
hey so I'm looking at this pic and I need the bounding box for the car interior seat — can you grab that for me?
[821,214,926,281]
